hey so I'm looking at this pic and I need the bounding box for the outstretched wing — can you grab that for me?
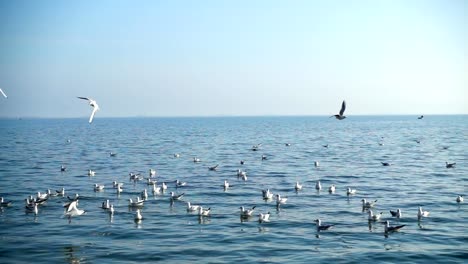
[89,106,98,123]
[77,96,90,101]
[339,100,346,116]
[0,88,7,98]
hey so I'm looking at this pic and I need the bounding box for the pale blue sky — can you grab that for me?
[0,0,466,118]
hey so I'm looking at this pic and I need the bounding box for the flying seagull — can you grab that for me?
[0,88,7,98]
[331,100,346,120]
[77,97,99,123]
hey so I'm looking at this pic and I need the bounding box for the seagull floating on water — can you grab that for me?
[314,161,320,167]
[198,206,211,216]
[258,212,271,223]
[186,202,201,212]
[88,169,96,176]
[170,192,185,201]
[384,220,406,233]
[331,100,346,120]
[315,180,322,191]
[64,200,85,217]
[175,180,187,187]
[208,164,219,171]
[240,206,257,218]
[0,197,12,207]
[417,206,430,219]
[314,219,333,231]
[223,180,230,189]
[61,165,66,172]
[381,162,392,166]
[193,157,201,163]
[77,97,99,123]
[368,210,383,221]
[276,194,288,205]
[347,187,357,195]
[174,153,180,158]
[141,189,148,200]
[101,200,110,209]
[362,199,377,208]
[456,195,464,203]
[135,209,143,221]
[128,198,144,208]
[446,162,456,168]
[418,115,424,119]
[262,189,274,200]
[56,187,65,196]
[295,181,303,191]
[152,184,161,194]
[109,152,117,157]
[328,185,336,193]
[390,209,402,218]
[149,168,156,177]
[147,178,157,185]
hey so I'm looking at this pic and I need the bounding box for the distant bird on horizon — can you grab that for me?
[0,88,7,98]
[418,115,424,119]
[77,97,99,123]
[331,100,346,120]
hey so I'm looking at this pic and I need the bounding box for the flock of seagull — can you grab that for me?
[0,96,463,237]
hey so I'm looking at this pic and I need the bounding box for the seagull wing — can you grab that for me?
[89,105,98,123]
[0,88,7,98]
[77,96,90,101]
[339,100,346,116]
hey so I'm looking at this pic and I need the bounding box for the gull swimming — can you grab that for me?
[198,206,211,216]
[170,192,185,201]
[56,187,65,196]
[101,200,110,209]
[135,209,143,221]
[384,220,406,233]
[147,178,157,185]
[314,219,333,231]
[208,164,219,171]
[295,181,303,191]
[174,153,180,158]
[186,202,201,212]
[0,88,7,98]
[262,189,274,200]
[314,161,319,167]
[161,182,168,191]
[77,97,99,123]
[149,169,156,177]
[223,180,230,190]
[276,194,288,205]
[109,152,117,157]
[390,209,402,218]
[368,210,383,221]
[88,169,96,176]
[456,195,464,203]
[315,180,322,191]
[446,162,456,168]
[329,185,336,193]
[128,197,144,208]
[152,184,161,194]
[61,165,66,172]
[258,212,271,223]
[0,197,12,207]
[175,180,187,187]
[240,206,257,218]
[141,189,148,200]
[347,187,357,195]
[26,203,39,215]
[331,100,346,120]
[417,206,430,219]
[193,157,201,163]
[362,199,377,208]
[64,200,85,217]
[94,184,105,191]
[381,162,392,166]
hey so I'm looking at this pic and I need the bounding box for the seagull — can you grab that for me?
[0,197,12,207]
[262,189,274,200]
[314,161,320,167]
[417,206,430,219]
[446,162,456,168]
[0,88,7,98]
[101,200,110,209]
[152,184,161,194]
[322,144,329,148]
[418,115,424,119]
[261,155,267,160]
[141,189,148,200]
[129,172,141,180]
[252,144,261,151]
[456,195,464,203]
[208,164,219,171]
[186,202,201,212]
[240,206,257,217]
[88,169,96,176]
[315,180,322,191]
[109,152,117,157]
[258,212,271,223]
[77,97,99,123]
[314,219,333,231]
[384,220,406,233]
[174,153,180,158]
[56,188,65,196]
[328,185,336,193]
[116,183,123,194]
[276,194,288,205]
[64,200,85,217]
[295,181,303,191]
[285,143,291,147]
[93,184,104,191]
[193,157,201,163]
[161,182,168,191]
[128,198,144,207]
[390,209,402,218]
[331,100,346,120]
[135,209,143,221]
[108,204,114,215]
[347,187,357,195]
[381,162,392,166]
[175,180,187,187]
[223,180,230,189]
[149,169,156,177]
[60,165,66,172]
[67,193,80,201]
[147,178,157,185]
[26,203,39,215]
[170,192,185,201]
[368,210,383,221]
[240,160,245,165]
[362,199,377,208]
[198,206,211,217]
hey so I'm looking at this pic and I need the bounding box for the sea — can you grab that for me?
[0,116,466,263]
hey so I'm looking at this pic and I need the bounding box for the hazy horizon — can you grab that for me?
[0,0,466,118]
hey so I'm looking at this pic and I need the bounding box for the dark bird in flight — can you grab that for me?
[331,100,346,120]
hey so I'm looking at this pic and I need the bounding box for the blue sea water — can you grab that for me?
[0,116,466,263]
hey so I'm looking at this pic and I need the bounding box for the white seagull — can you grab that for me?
[77,97,99,123]
[368,210,383,221]
[456,195,464,203]
[390,209,402,218]
[88,169,96,176]
[149,169,156,177]
[258,212,271,223]
[240,206,257,217]
[417,206,430,219]
[0,88,7,98]
[362,199,377,208]
[94,184,105,191]
[64,200,85,217]
[295,181,303,191]
[170,192,185,201]
[198,206,211,216]
[262,189,274,200]
[347,187,357,195]
[135,209,143,221]
[329,185,336,193]
[128,198,144,208]
[276,194,288,205]
[186,202,201,212]
[331,100,346,120]
[223,180,230,189]
[315,180,322,191]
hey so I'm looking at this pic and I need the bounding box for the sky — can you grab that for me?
[0,0,466,118]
